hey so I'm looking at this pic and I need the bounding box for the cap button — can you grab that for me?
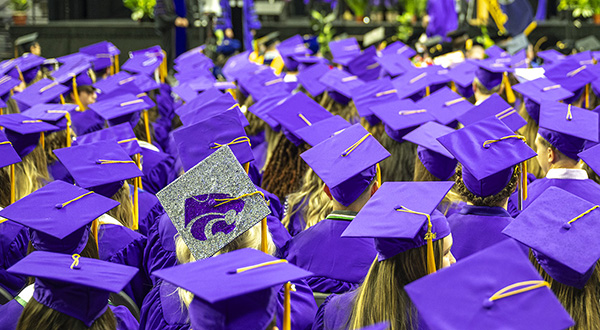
[55,203,64,209]
[482,299,494,309]
[562,222,572,230]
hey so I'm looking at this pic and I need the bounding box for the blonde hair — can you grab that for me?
[348,240,444,330]
[106,182,134,229]
[175,222,277,308]
[517,102,544,178]
[282,168,333,232]
[0,150,48,207]
[18,298,117,330]
[44,129,76,165]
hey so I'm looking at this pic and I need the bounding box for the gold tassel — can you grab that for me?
[133,179,139,231]
[71,77,85,110]
[10,164,15,204]
[91,219,99,251]
[65,112,72,147]
[143,110,152,144]
[425,86,430,97]
[503,72,516,103]
[522,162,528,201]
[261,218,268,253]
[585,84,590,109]
[283,282,294,330]
[59,94,66,105]
[426,221,436,274]
[40,132,45,149]
[115,54,120,73]
[450,81,457,93]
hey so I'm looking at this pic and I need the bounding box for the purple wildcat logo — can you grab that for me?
[184,193,245,241]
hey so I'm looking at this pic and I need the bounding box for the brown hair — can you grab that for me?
[17,298,117,330]
[379,133,417,182]
[107,182,134,229]
[454,164,519,207]
[44,129,75,165]
[244,107,265,137]
[0,150,48,207]
[348,240,444,330]
[261,136,308,200]
[517,102,544,178]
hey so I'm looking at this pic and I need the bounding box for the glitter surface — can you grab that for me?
[156,146,271,260]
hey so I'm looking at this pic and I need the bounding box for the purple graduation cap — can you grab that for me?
[0,58,18,76]
[329,38,361,66]
[296,62,330,97]
[579,143,600,175]
[503,187,600,289]
[512,78,573,123]
[381,41,417,58]
[53,140,143,197]
[79,41,120,71]
[93,71,159,100]
[538,101,599,160]
[0,113,58,157]
[277,34,311,71]
[8,54,45,84]
[404,239,575,330]
[474,59,513,90]
[457,94,526,132]
[544,59,596,94]
[121,46,164,76]
[294,115,351,147]
[437,116,537,197]
[222,51,258,82]
[74,123,141,156]
[300,124,390,206]
[55,52,95,65]
[375,53,415,77]
[403,121,457,181]
[485,45,510,59]
[174,109,254,171]
[173,52,213,73]
[247,92,291,131]
[510,49,528,69]
[449,60,478,99]
[174,45,206,65]
[347,46,381,81]
[0,75,22,102]
[238,68,288,102]
[12,78,70,110]
[351,77,400,125]
[51,55,94,86]
[179,92,246,127]
[22,103,79,130]
[0,130,21,168]
[267,92,333,146]
[537,49,565,65]
[371,98,435,143]
[88,93,155,127]
[155,146,271,260]
[391,67,434,100]
[0,180,118,254]
[342,181,454,265]
[416,86,474,126]
[153,248,312,330]
[175,87,224,116]
[8,251,138,327]
[319,68,366,105]
[172,79,234,103]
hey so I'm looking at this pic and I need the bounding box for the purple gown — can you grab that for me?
[284,197,308,237]
[140,147,178,195]
[47,160,73,183]
[0,222,28,296]
[144,212,179,286]
[98,224,149,308]
[447,205,514,260]
[131,185,165,237]
[284,213,378,294]
[508,178,600,217]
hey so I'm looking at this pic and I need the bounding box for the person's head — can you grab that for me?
[472,77,502,99]
[379,132,417,182]
[28,42,41,56]
[455,164,519,207]
[534,133,579,175]
[466,44,485,60]
[261,135,309,200]
[71,85,97,109]
[106,182,134,229]
[324,175,379,212]
[17,298,117,330]
[282,167,333,231]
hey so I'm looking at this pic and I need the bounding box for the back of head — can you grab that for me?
[17,298,117,330]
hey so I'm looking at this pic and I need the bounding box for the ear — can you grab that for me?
[323,185,333,200]
[472,81,477,93]
[370,181,379,196]
[548,147,557,164]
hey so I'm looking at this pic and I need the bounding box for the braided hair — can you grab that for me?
[261,136,309,200]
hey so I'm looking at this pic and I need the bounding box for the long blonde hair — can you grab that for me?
[517,102,544,179]
[0,152,47,207]
[348,241,444,330]
[106,182,134,229]
[282,168,333,232]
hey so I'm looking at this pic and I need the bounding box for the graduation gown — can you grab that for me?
[284,211,377,294]
[131,185,165,237]
[0,222,28,297]
[140,146,178,195]
[448,205,514,260]
[284,196,308,237]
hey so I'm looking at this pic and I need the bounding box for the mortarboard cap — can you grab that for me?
[457,94,526,131]
[0,75,21,99]
[381,41,417,58]
[346,46,381,81]
[22,103,78,130]
[538,101,599,160]
[416,86,474,126]
[88,93,155,127]
[94,71,159,99]
[485,45,510,59]
[174,109,253,171]
[405,239,575,330]
[503,187,600,289]
[0,113,58,157]
[74,123,141,156]
[351,77,400,125]
[403,121,457,181]
[176,87,223,114]
[8,54,45,84]
[579,143,600,175]
[544,59,596,93]
[296,62,330,97]
[537,49,565,65]
[390,67,433,100]
[512,78,573,123]
[319,68,365,104]
[156,146,271,260]
[79,41,120,71]
[153,248,312,330]
[474,59,513,90]
[371,98,435,142]
[375,53,414,77]
[277,35,311,71]
[121,47,164,76]
[294,115,351,147]
[174,45,206,65]
[179,92,246,127]
[342,181,454,262]
[450,60,478,99]
[268,92,332,146]
[222,51,259,81]
[12,78,70,110]
[0,180,119,254]
[51,56,94,86]
[510,49,529,69]
[437,116,537,197]
[238,68,288,102]
[172,79,234,103]
[14,32,38,47]
[300,124,390,206]
[329,38,361,66]
[8,251,138,327]
[54,141,143,197]
[0,130,21,168]
[247,92,290,130]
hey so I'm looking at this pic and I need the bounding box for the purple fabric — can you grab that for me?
[426,0,458,38]
[48,160,74,183]
[144,213,179,286]
[462,165,513,198]
[285,197,308,237]
[312,291,354,330]
[69,110,105,136]
[0,222,29,296]
[111,305,140,330]
[330,165,377,207]
[275,279,318,330]
[533,249,594,290]
[28,225,90,256]
[448,205,514,260]
[417,146,457,181]
[138,280,191,330]
[437,200,466,218]
[130,184,165,237]
[284,219,377,293]
[0,298,23,329]
[98,224,149,307]
[247,161,263,187]
[140,147,178,195]
[538,128,585,161]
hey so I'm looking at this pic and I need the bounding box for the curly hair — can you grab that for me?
[261,135,308,200]
[454,164,519,207]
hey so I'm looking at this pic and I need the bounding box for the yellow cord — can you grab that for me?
[70,254,81,269]
[56,191,94,209]
[213,191,266,208]
[482,135,526,148]
[236,259,288,273]
[488,280,550,302]
[396,206,437,274]
[341,133,372,157]
[567,205,599,225]
[210,136,251,149]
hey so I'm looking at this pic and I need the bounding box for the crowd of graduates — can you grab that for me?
[0,28,600,330]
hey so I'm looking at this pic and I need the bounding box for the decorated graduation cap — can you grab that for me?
[88,92,155,127]
[503,187,600,289]
[0,180,119,254]
[156,146,271,260]
[538,101,599,160]
[268,92,332,146]
[174,109,253,171]
[403,121,457,181]
[343,182,454,273]
[381,41,417,58]
[371,98,435,142]
[437,116,536,199]
[0,113,58,157]
[296,62,330,97]
[351,77,400,126]
[416,86,474,126]
[153,248,312,330]
[300,124,390,207]
[329,38,361,66]
[79,41,120,71]
[457,94,525,131]
[449,60,478,99]
[318,67,365,104]
[405,239,575,330]
[75,123,141,157]
[375,53,414,77]
[294,115,351,147]
[277,34,311,71]
[8,251,138,327]
[512,78,573,123]
[12,78,70,110]
[346,46,381,81]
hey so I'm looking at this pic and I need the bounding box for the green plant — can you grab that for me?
[476,26,495,49]
[344,0,368,17]
[396,12,414,42]
[123,0,156,21]
[10,0,29,12]
[403,0,427,17]
[311,10,336,58]
[558,0,593,17]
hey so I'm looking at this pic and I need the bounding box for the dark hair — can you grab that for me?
[17,297,117,330]
[378,133,417,182]
[261,137,308,200]
[454,164,519,207]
